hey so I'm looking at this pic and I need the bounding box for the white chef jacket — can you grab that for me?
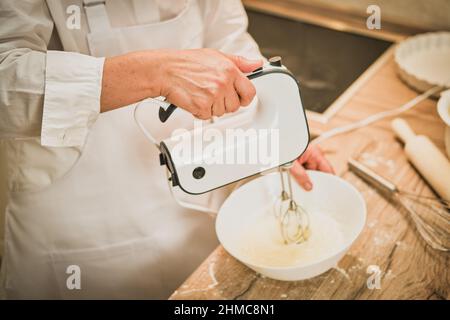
[0,0,261,298]
[0,0,261,175]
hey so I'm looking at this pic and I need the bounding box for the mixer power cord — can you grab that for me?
[133,99,218,215]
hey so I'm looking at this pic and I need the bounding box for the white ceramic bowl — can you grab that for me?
[216,170,366,281]
[437,89,450,158]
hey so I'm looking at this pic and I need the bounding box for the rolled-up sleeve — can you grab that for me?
[0,0,104,147]
[42,51,104,147]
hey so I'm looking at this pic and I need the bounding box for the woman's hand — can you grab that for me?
[291,145,334,191]
[159,49,262,119]
[100,49,262,117]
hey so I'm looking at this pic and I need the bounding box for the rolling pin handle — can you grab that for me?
[391,118,416,143]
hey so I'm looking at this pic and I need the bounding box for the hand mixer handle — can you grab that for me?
[157,67,265,123]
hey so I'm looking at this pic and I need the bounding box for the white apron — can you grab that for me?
[1,0,223,299]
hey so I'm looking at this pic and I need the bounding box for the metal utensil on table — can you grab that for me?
[348,158,450,252]
[274,165,310,245]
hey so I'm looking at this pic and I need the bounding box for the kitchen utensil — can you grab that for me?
[437,89,450,158]
[391,118,450,201]
[274,165,310,244]
[395,32,450,97]
[154,58,310,195]
[348,158,450,251]
[312,85,443,145]
[315,33,450,159]
[216,170,366,281]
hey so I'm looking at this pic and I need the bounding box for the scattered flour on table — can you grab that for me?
[385,269,395,279]
[361,153,396,173]
[367,219,378,228]
[208,261,218,288]
[334,266,350,280]
[373,231,393,246]
[177,260,218,296]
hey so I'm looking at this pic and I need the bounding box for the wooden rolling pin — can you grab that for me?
[391,118,450,201]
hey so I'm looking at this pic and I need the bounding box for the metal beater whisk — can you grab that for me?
[273,165,310,244]
[349,158,450,251]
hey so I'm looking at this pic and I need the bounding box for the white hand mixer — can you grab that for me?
[135,57,311,244]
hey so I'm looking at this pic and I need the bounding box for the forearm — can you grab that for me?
[100,50,166,112]
[100,48,260,119]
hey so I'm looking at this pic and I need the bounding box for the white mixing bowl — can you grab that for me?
[216,170,366,281]
[437,89,450,158]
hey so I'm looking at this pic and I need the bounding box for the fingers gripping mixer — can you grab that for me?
[157,57,310,195]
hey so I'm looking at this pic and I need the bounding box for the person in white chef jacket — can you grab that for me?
[0,0,334,299]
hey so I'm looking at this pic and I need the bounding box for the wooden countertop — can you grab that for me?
[169,51,449,300]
